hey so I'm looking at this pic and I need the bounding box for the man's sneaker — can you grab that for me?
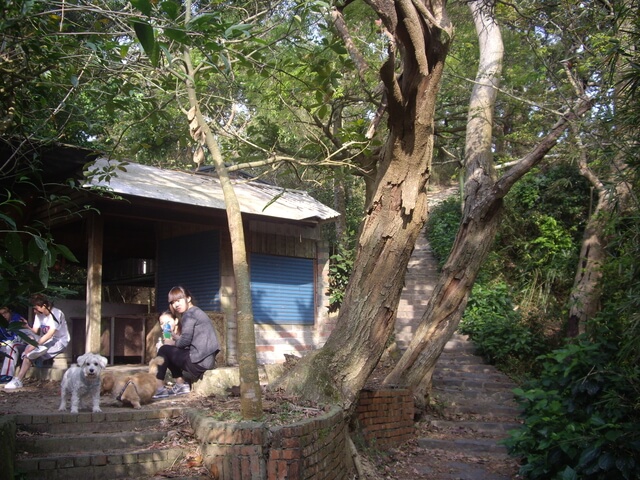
[170,383,191,395]
[152,387,172,399]
[4,377,23,389]
[0,375,12,383]
[25,345,48,360]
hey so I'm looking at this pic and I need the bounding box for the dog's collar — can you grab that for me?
[116,379,138,402]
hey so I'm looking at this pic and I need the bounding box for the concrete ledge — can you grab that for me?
[193,364,288,397]
[192,367,241,396]
[26,366,66,382]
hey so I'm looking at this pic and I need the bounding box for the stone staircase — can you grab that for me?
[395,240,439,351]
[389,184,523,477]
[395,184,458,351]
[413,333,522,479]
[12,407,198,480]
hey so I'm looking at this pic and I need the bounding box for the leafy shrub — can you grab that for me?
[505,335,640,479]
[459,282,547,377]
[425,196,462,267]
[327,243,354,312]
[493,164,589,303]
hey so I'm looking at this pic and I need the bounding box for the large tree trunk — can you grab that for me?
[182,0,263,420]
[273,0,453,413]
[383,0,596,405]
[384,95,595,410]
[384,0,504,408]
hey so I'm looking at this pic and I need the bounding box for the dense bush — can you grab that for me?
[505,333,640,479]
[459,282,547,378]
[327,243,354,312]
[425,196,462,267]
[493,165,589,303]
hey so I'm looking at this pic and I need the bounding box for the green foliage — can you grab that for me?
[327,243,354,312]
[459,282,547,377]
[1,167,82,308]
[603,209,640,365]
[425,196,462,268]
[481,163,591,318]
[0,219,79,308]
[500,13,640,469]
[505,333,640,479]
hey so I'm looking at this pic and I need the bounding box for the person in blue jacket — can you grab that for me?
[0,306,30,383]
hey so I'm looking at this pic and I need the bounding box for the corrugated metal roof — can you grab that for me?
[84,158,340,223]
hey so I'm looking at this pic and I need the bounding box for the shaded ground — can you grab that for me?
[0,375,324,423]
[358,354,523,480]
[3,183,523,479]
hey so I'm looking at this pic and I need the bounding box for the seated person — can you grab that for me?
[4,294,70,390]
[153,286,219,398]
[0,306,30,383]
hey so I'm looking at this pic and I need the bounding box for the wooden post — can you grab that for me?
[86,214,103,355]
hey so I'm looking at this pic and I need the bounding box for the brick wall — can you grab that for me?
[355,388,415,448]
[189,406,351,480]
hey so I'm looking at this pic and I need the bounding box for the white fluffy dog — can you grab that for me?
[59,352,108,413]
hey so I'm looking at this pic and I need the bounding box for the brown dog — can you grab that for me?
[101,357,164,409]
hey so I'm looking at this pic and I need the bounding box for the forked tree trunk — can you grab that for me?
[382,2,596,410]
[384,101,594,412]
[273,0,453,413]
[384,0,504,409]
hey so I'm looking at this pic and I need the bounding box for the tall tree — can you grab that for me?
[183,24,264,422]
[383,0,593,409]
[126,0,265,419]
[567,1,635,336]
[274,0,453,411]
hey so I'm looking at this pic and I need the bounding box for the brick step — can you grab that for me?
[403,274,439,282]
[18,416,178,436]
[427,419,522,436]
[14,408,188,435]
[14,446,186,480]
[396,300,432,309]
[433,372,513,386]
[416,437,510,455]
[395,307,432,318]
[434,385,517,401]
[441,345,477,355]
[442,338,477,353]
[434,401,522,419]
[13,408,191,480]
[436,353,487,365]
[434,362,510,375]
[433,377,518,391]
[17,430,168,455]
[433,364,512,376]
[440,339,478,350]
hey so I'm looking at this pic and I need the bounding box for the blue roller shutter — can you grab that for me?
[250,253,314,325]
[157,231,220,311]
